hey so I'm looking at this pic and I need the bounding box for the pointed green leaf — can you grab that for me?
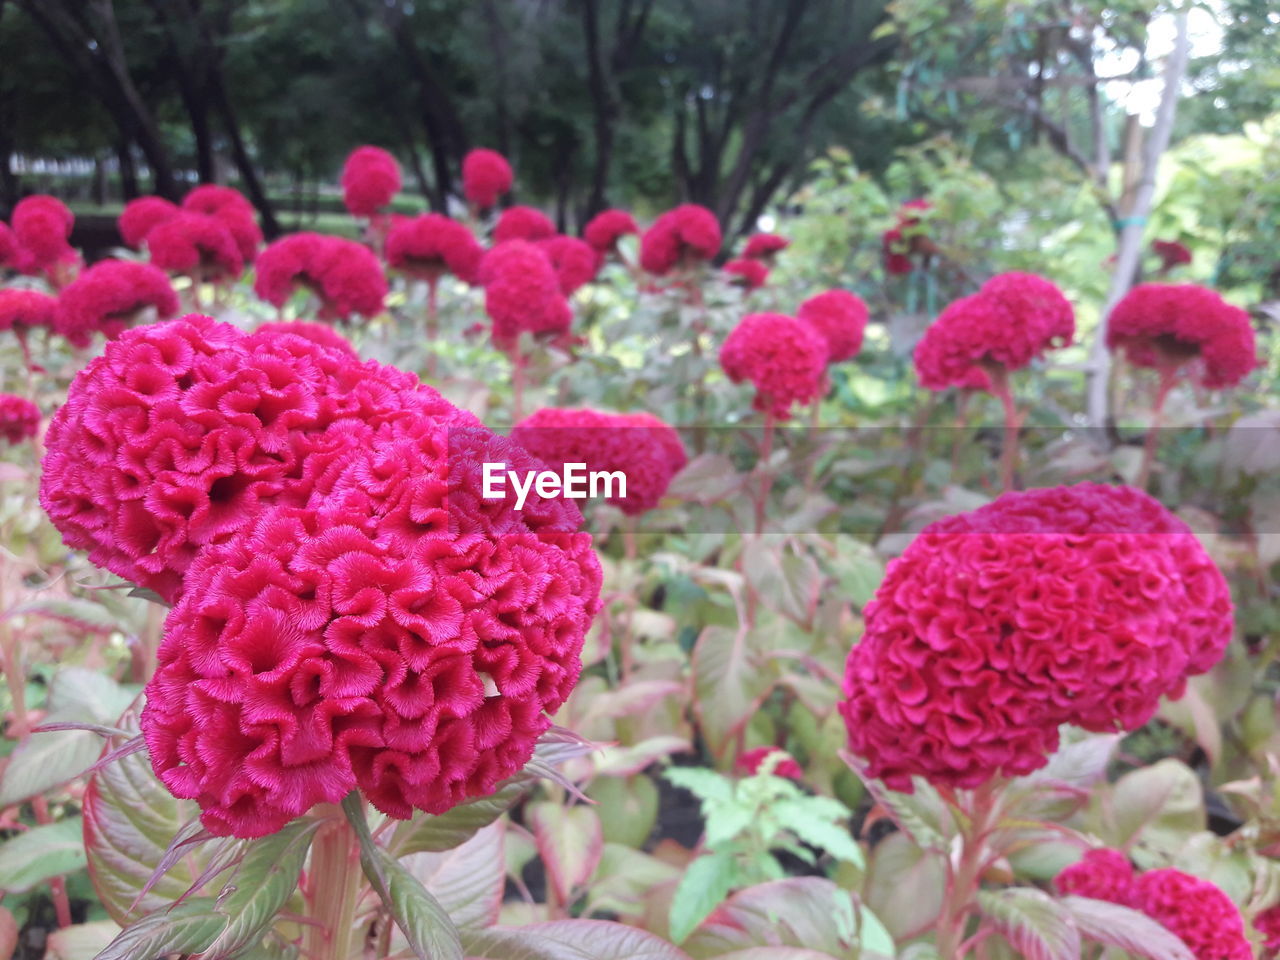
[0,818,87,892]
[95,898,228,960]
[977,888,1080,960]
[669,850,739,944]
[1060,896,1195,960]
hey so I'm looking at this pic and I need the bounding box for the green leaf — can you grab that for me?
[0,818,87,892]
[203,818,320,959]
[863,832,944,942]
[388,781,525,857]
[527,804,604,906]
[693,626,771,758]
[843,754,950,851]
[1109,759,1205,859]
[9,597,121,634]
[664,767,734,804]
[463,919,690,960]
[1060,896,1195,960]
[402,821,506,933]
[589,775,659,849]
[342,794,463,960]
[977,888,1080,960]
[43,921,120,960]
[95,898,228,960]
[682,878,863,959]
[770,799,863,867]
[669,849,739,944]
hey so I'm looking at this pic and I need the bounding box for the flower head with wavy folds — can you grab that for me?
[119,197,180,249]
[1153,239,1192,270]
[1134,869,1252,960]
[840,484,1233,790]
[0,393,39,446]
[640,205,721,275]
[462,148,513,210]
[1107,283,1258,389]
[1053,849,1136,903]
[55,260,180,347]
[255,233,387,322]
[742,233,788,260]
[341,147,401,217]
[0,289,57,336]
[723,258,768,290]
[385,214,485,285]
[12,195,77,276]
[512,407,687,516]
[254,321,358,358]
[479,241,572,350]
[720,312,828,419]
[583,210,638,254]
[147,213,244,282]
[495,206,556,245]
[181,185,261,263]
[798,290,868,364]
[538,236,600,295]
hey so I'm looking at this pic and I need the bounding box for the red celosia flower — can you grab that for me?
[720,312,829,419]
[119,197,180,249]
[723,258,768,290]
[1107,283,1258,389]
[0,288,57,336]
[840,484,1234,790]
[538,236,600,295]
[182,186,262,263]
[0,393,39,446]
[146,212,244,282]
[1134,869,1252,960]
[139,405,601,835]
[742,233,789,260]
[797,290,869,363]
[494,206,556,244]
[385,214,485,285]
[639,205,722,275]
[882,228,914,275]
[512,407,687,515]
[480,241,572,350]
[341,146,401,217]
[1152,239,1192,270]
[583,209,639,253]
[736,746,803,780]
[54,260,180,347]
[254,320,358,358]
[1053,849,1136,904]
[462,148,514,210]
[1256,904,1280,955]
[254,233,387,322]
[914,281,1071,393]
[883,199,934,276]
[12,195,77,275]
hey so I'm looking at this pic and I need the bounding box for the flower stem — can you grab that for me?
[987,368,1020,493]
[304,808,364,960]
[1137,367,1176,490]
[754,411,777,537]
[935,780,1002,960]
[425,279,439,380]
[511,350,526,422]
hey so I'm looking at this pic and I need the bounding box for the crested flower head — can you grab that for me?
[640,205,722,275]
[1152,239,1192,270]
[1107,283,1258,389]
[583,209,638,253]
[461,148,514,209]
[119,197,180,249]
[720,312,829,419]
[0,288,58,335]
[54,259,180,346]
[0,393,40,446]
[736,746,803,780]
[146,212,245,282]
[742,233,789,260]
[479,241,572,350]
[385,214,485,285]
[1134,869,1252,960]
[538,236,600,295]
[798,289,869,364]
[253,320,358,358]
[840,484,1234,790]
[1053,849,1136,904]
[494,206,556,245]
[723,258,768,290]
[512,407,687,516]
[182,185,262,263]
[254,233,387,322]
[12,195,77,274]
[341,146,402,217]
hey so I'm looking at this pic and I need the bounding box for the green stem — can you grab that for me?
[1137,367,1177,491]
[304,808,364,960]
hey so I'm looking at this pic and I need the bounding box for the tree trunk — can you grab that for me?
[210,72,280,237]
[117,139,139,199]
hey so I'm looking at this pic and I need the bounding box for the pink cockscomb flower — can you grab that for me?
[1153,239,1192,271]
[1107,283,1258,389]
[12,195,77,276]
[480,240,572,350]
[742,233,788,260]
[538,236,600,295]
[495,206,556,244]
[512,407,687,515]
[341,146,401,217]
[385,214,485,286]
[720,312,829,419]
[462,148,514,210]
[0,394,40,446]
[640,205,722,275]
[119,197,180,249]
[255,233,387,322]
[1053,849,1136,904]
[797,290,869,364]
[840,484,1234,790]
[882,199,934,276]
[980,272,1075,349]
[1256,904,1280,956]
[736,747,803,780]
[253,320,358,358]
[146,212,244,282]
[583,209,638,254]
[1134,869,1252,960]
[882,228,914,276]
[0,288,58,337]
[723,258,768,290]
[182,185,262,263]
[137,409,601,836]
[55,260,180,346]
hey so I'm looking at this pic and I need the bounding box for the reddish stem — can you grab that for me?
[986,368,1020,493]
[303,807,363,960]
[511,350,527,422]
[32,797,73,928]
[935,780,1003,960]
[754,411,777,536]
[1137,367,1177,490]
[425,279,440,379]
